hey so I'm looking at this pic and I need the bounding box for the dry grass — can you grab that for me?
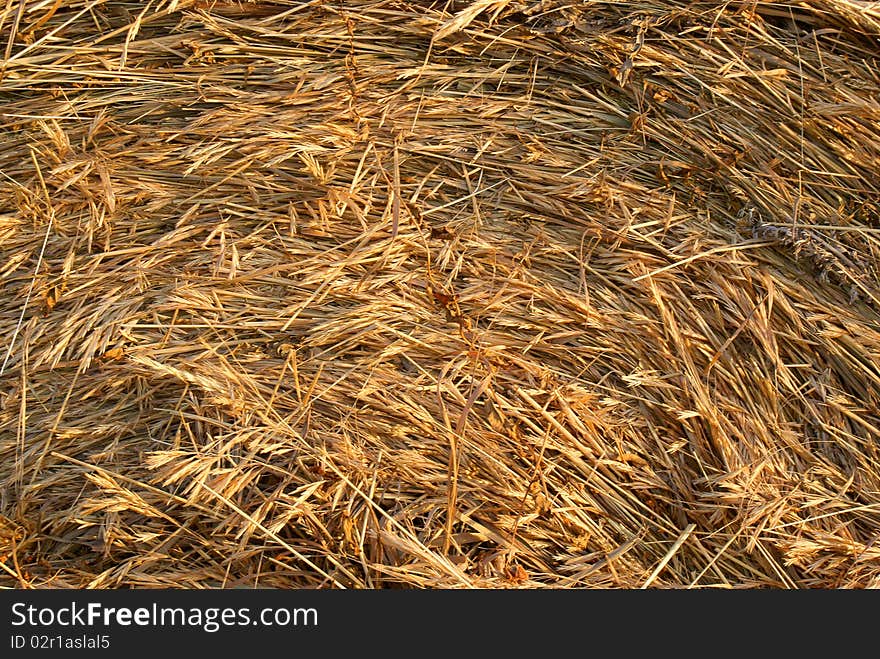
[2,0,880,589]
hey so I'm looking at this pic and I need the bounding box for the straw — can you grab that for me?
[1,0,879,589]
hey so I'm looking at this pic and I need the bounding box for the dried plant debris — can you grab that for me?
[737,204,880,307]
[1,1,880,589]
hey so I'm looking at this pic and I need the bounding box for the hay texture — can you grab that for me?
[2,0,880,589]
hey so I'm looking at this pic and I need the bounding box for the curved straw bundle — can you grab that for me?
[1,0,880,588]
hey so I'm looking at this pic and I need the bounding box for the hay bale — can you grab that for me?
[1,0,880,588]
